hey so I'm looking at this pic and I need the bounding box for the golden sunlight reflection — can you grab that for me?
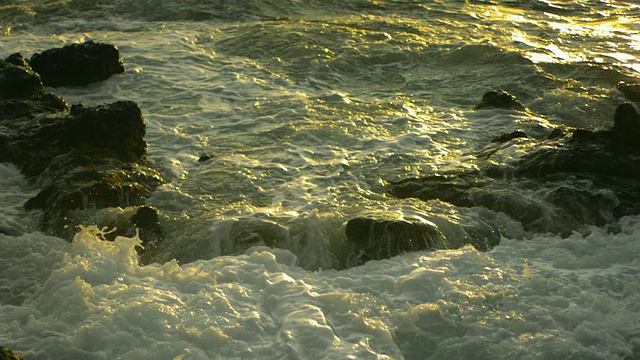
[489,3,640,72]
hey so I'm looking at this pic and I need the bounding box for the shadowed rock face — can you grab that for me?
[0,48,162,243]
[345,218,445,267]
[29,40,125,87]
[348,90,640,265]
[0,53,45,99]
[617,81,640,102]
[3,101,147,178]
[472,89,526,111]
[388,101,640,241]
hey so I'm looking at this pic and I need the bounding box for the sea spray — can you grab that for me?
[1,1,640,359]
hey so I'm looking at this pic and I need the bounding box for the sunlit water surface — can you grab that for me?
[1,1,639,359]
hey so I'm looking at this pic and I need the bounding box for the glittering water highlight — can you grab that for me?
[1,1,639,359]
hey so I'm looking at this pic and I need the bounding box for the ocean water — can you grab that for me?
[1,1,640,359]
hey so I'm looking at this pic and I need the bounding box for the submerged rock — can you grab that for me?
[344,217,445,266]
[29,40,125,87]
[473,89,526,111]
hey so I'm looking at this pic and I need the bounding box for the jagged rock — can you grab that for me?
[0,50,163,244]
[473,89,526,111]
[344,217,445,266]
[24,163,161,239]
[388,103,640,238]
[2,100,146,178]
[512,103,640,218]
[0,53,68,122]
[29,40,124,87]
[0,346,24,360]
[0,53,45,99]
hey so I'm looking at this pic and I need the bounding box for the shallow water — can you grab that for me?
[1,0,639,359]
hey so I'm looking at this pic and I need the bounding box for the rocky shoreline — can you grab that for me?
[0,41,163,248]
[344,90,640,266]
[3,41,640,270]
[2,40,640,357]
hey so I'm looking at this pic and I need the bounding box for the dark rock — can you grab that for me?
[391,174,566,234]
[344,217,446,266]
[165,218,290,265]
[0,346,24,360]
[29,40,124,87]
[491,130,527,143]
[227,218,289,254]
[616,82,640,102]
[198,153,214,162]
[24,162,161,239]
[2,100,146,177]
[512,105,640,219]
[0,50,163,245]
[547,127,567,140]
[0,53,45,99]
[613,102,640,143]
[389,103,640,239]
[131,206,163,248]
[0,92,68,121]
[473,89,526,111]
[389,172,488,208]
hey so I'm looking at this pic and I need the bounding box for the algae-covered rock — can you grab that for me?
[0,346,24,360]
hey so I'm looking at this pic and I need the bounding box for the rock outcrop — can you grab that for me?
[0,45,162,245]
[390,101,640,239]
[472,89,526,111]
[346,90,640,264]
[344,217,445,265]
[29,40,125,87]
[0,346,24,360]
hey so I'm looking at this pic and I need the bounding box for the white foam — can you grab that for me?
[0,218,638,359]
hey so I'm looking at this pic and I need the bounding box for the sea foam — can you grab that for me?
[1,218,638,359]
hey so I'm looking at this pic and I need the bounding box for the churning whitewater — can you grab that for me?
[1,1,640,359]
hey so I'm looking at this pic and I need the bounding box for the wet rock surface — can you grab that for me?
[0,45,162,247]
[29,40,124,87]
[346,90,640,264]
[388,101,640,244]
[0,346,24,360]
[617,81,640,102]
[472,89,526,111]
[345,217,445,266]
